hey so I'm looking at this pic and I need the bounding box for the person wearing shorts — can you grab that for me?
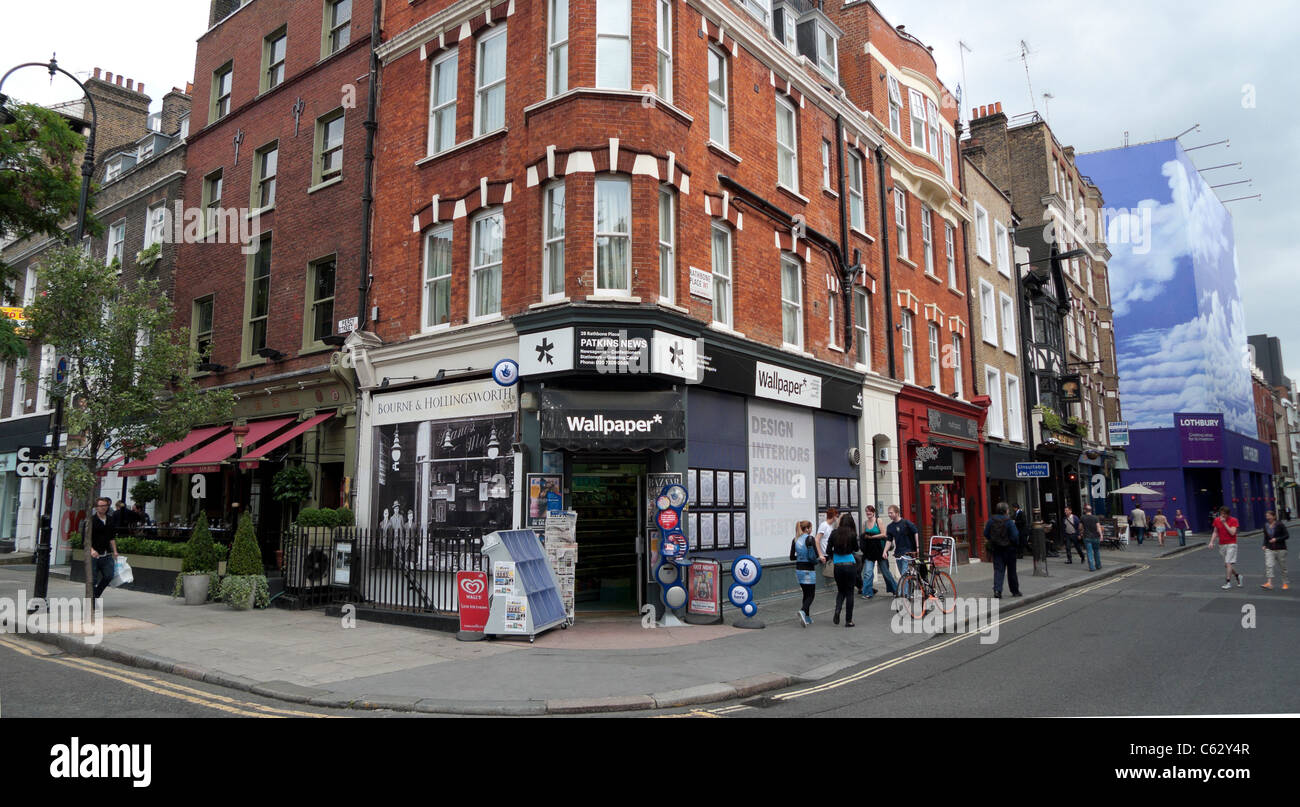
[1209,506,1241,589]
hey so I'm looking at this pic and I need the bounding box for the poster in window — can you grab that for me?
[732,471,746,506]
[838,478,848,509]
[849,478,859,508]
[817,477,828,507]
[716,471,731,507]
[688,468,699,505]
[689,512,699,549]
[732,512,747,546]
[716,512,731,547]
[699,470,714,506]
[700,511,715,549]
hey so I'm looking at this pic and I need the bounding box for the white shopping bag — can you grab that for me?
[110,555,133,587]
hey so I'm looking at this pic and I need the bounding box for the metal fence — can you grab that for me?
[281,526,484,613]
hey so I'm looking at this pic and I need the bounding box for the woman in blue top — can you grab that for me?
[830,514,859,627]
[793,520,823,626]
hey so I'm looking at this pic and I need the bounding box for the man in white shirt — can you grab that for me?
[817,507,840,557]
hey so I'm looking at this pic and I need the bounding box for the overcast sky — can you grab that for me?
[2,0,1297,380]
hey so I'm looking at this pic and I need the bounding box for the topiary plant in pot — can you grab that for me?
[176,512,220,605]
[220,513,268,610]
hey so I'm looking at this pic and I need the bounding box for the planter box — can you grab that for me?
[70,549,227,595]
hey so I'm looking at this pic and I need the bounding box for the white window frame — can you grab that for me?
[548,0,569,98]
[928,322,941,390]
[986,366,1004,438]
[979,279,997,346]
[657,186,675,303]
[999,291,1017,355]
[926,98,940,160]
[817,24,838,82]
[821,140,831,189]
[1085,256,1095,299]
[854,288,870,369]
[655,0,671,102]
[428,50,458,155]
[921,205,934,275]
[995,220,1010,277]
[708,46,728,149]
[942,132,953,183]
[470,209,504,321]
[909,88,927,150]
[1006,373,1023,442]
[543,182,566,300]
[711,223,732,327]
[326,0,352,55]
[894,189,908,260]
[848,150,864,231]
[974,202,991,262]
[780,254,803,349]
[776,95,798,192]
[887,75,902,137]
[945,222,957,287]
[595,0,631,90]
[828,290,838,349]
[107,220,126,268]
[951,333,963,398]
[474,26,508,138]
[423,223,453,330]
[901,310,915,384]
[593,176,631,295]
[144,202,166,249]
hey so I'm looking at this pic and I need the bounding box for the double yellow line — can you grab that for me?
[0,637,332,718]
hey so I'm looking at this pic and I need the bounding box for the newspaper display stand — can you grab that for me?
[482,529,568,643]
[543,511,578,624]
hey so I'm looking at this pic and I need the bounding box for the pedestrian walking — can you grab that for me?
[817,507,840,582]
[885,505,918,581]
[1130,505,1148,545]
[1152,510,1170,548]
[1173,510,1190,547]
[1209,506,1242,589]
[829,514,859,627]
[88,497,118,600]
[1080,505,1102,571]
[1261,510,1289,590]
[984,502,1022,598]
[790,520,825,625]
[1011,503,1029,559]
[1061,506,1086,564]
[859,505,894,598]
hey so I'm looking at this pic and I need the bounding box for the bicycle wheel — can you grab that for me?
[931,571,957,614]
[896,575,925,619]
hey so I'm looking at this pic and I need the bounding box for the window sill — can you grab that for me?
[707,321,746,339]
[976,253,992,266]
[416,128,510,166]
[982,337,999,348]
[584,294,642,304]
[947,287,964,298]
[308,176,343,194]
[1003,348,1018,358]
[822,187,839,200]
[236,357,268,369]
[897,257,917,270]
[777,185,809,206]
[849,226,875,243]
[828,344,846,354]
[469,313,506,326]
[298,345,334,357]
[657,299,689,314]
[707,141,742,165]
[523,89,693,126]
[530,297,571,309]
[415,322,453,336]
[924,272,942,285]
[780,345,815,360]
[247,205,274,220]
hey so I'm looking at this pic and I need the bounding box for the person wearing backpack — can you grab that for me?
[790,520,825,626]
[984,502,1022,599]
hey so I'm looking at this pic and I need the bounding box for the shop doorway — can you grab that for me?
[570,460,645,613]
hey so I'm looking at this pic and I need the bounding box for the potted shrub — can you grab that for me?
[220,513,268,610]
[273,465,314,530]
[135,242,162,270]
[179,512,219,605]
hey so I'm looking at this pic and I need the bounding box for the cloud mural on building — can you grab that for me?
[1078,140,1256,438]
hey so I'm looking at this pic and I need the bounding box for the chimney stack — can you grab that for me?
[994,102,1002,114]
[105,71,113,83]
[93,67,101,80]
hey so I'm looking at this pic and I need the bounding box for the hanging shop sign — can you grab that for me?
[928,409,979,443]
[539,389,685,452]
[916,445,955,485]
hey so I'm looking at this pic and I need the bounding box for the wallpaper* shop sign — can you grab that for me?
[754,361,821,408]
[372,379,518,426]
[563,413,666,436]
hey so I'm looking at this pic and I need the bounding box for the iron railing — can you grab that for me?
[281,526,483,612]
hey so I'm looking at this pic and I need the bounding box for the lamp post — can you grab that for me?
[1,55,97,608]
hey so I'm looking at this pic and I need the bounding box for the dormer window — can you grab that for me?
[817,23,837,81]
[104,159,122,183]
[793,8,842,85]
[771,4,796,53]
[138,139,154,162]
[739,0,769,23]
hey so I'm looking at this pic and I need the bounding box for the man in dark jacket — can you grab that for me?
[886,504,919,581]
[984,502,1021,598]
[1262,510,1289,590]
[1011,503,1029,558]
[88,497,119,600]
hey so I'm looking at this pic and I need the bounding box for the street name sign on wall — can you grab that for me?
[1015,462,1050,479]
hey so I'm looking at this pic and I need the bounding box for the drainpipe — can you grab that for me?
[357,0,381,329]
[834,115,853,352]
[874,146,896,379]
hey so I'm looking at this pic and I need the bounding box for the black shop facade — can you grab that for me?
[513,307,864,614]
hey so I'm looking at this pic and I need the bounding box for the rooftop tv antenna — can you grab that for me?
[1019,40,1036,112]
[958,40,972,120]
[1042,91,1054,123]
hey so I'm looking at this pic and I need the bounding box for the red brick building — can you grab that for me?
[353,0,899,610]
[165,0,373,548]
[828,1,987,555]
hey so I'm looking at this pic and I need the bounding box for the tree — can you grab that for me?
[23,245,233,597]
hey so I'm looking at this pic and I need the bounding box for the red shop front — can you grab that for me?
[897,390,989,562]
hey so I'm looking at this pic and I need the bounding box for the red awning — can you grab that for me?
[238,412,335,469]
[95,455,126,478]
[117,426,230,477]
[168,417,296,474]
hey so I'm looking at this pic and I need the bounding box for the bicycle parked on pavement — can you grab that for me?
[894,548,957,618]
